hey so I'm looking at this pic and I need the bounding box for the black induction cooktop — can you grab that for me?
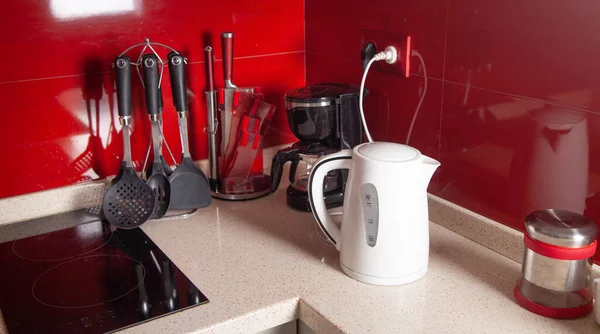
[0,220,208,333]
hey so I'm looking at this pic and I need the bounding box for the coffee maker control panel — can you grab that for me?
[361,183,379,247]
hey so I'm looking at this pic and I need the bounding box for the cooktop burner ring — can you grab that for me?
[11,222,113,262]
[31,254,146,309]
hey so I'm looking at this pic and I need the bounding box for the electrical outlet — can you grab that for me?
[361,30,411,78]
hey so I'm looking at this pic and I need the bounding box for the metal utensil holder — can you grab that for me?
[116,38,197,219]
[204,94,270,201]
[205,112,271,201]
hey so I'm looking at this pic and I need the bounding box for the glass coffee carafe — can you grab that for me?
[290,153,340,193]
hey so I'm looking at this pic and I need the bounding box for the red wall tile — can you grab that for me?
[306,54,441,160]
[0,0,304,82]
[306,0,600,259]
[445,0,600,112]
[0,0,303,199]
[306,0,448,79]
[306,0,446,187]
[437,82,600,258]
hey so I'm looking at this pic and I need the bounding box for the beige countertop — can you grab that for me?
[1,188,598,333]
[127,191,598,333]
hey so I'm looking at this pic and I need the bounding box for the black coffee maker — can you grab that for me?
[270,83,364,211]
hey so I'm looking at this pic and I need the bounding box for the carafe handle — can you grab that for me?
[308,150,353,250]
[269,147,300,192]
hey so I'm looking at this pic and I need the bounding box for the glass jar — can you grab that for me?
[514,209,598,318]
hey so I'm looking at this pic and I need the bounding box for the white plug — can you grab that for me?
[383,46,398,64]
[371,45,398,64]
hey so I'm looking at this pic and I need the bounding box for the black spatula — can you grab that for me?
[167,52,211,209]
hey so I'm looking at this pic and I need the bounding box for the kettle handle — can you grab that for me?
[308,149,353,250]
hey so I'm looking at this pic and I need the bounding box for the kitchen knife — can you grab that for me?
[220,32,255,153]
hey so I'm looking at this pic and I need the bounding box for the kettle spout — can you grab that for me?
[421,155,440,186]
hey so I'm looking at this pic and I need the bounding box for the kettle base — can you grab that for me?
[340,262,427,286]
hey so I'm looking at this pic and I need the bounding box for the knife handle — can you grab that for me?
[114,55,132,118]
[204,46,215,92]
[221,32,236,88]
[142,54,160,116]
[167,52,188,112]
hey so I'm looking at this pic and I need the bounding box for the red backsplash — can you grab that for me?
[306,0,600,257]
[0,0,302,198]
[4,1,600,257]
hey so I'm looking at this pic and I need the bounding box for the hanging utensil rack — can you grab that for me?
[114,38,198,220]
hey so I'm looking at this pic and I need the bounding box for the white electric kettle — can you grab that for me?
[308,142,440,285]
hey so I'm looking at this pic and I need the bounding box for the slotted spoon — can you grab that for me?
[102,55,157,229]
[142,54,171,218]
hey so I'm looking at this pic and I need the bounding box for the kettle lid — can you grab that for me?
[356,142,420,162]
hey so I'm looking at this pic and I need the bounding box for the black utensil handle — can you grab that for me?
[270,147,300,192]
[142,54,161,116]
[114,55,132,118]
[159,86,164,112]
[221,32,234,85]
[167,52,188,112]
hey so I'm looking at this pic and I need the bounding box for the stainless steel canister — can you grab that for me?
[516,209,598,317]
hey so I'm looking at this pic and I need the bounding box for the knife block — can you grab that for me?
[207,90,273,201]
